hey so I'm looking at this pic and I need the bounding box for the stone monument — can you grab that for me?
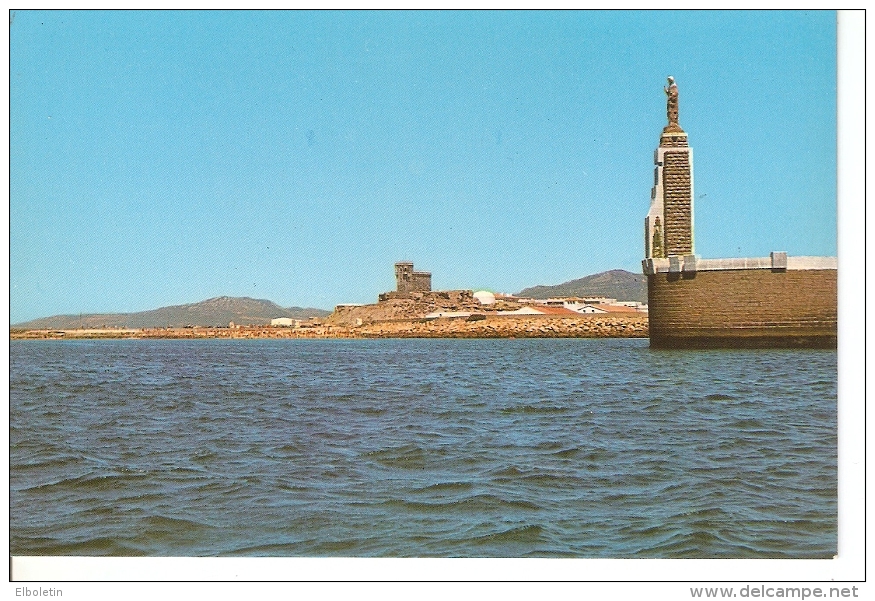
[644,76,694,259]
[642,77,837,348]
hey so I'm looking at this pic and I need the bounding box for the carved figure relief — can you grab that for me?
[652,216,664,258]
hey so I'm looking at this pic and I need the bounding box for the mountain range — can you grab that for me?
[12,297,331,330]
[517,269,647,303]
[12,269,647,329]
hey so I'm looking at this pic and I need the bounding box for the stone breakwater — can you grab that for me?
[353,314,647,338]
[11,314,647,340]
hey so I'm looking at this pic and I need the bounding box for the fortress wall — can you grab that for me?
[647,268,837,348]
[408,272,432,292]
[331,290,480,326]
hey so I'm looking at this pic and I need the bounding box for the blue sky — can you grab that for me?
[10,10,838,323]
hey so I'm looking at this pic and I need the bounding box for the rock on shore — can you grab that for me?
[11,314,648,340]
[353,314,648,338]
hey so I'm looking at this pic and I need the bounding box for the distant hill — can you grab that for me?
[517,269,647,303]
[12,296,331,329]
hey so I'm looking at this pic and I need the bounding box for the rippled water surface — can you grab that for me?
[10,339,836,557]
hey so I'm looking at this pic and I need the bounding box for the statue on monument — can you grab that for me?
[664,76,679,126]
[651,216,664,258]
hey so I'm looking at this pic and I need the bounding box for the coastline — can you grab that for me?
[10,313,648,340]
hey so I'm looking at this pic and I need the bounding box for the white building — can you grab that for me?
[473,291,496,305]
[270,317,297,327]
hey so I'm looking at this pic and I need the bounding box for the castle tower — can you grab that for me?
[645,76,694,259]
[395,261,414,293]
[395,261,431,294]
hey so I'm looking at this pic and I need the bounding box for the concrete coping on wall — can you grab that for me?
[642,254,837,275]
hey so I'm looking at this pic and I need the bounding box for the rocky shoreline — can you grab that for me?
[353,314,647,338]
[11,314,648,340]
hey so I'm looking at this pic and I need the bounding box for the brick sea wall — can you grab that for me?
[647,268,837,348]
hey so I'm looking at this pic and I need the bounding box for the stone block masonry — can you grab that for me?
[647,268,836,348]
[394,262,432,294]
[644,132,694,259]
[662,150,693,256]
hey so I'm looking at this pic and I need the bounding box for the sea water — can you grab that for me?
[9,338,836,557]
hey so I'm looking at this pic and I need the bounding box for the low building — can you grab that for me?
[424,311,473,319]
[498,305,581,316]
[496,307,544,316]
[573,305,609,314]
[270,317,298,327]
[586,304,639,314]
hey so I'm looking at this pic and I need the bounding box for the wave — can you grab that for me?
[382,493,542,513]
[11,535,148,557]
[362,444,429,469]
[500,404,571,414]
[469,524,544,545]
[416,481,475,493]
[17,471,149,493]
